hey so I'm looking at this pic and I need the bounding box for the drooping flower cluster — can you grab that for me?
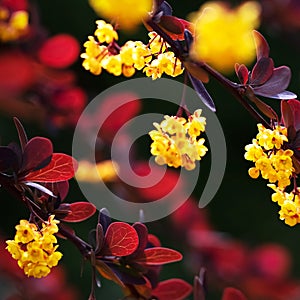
[149,109,208,170]
[244,123,300,226]
[268,184,300,226]
[81,19,184,78]
[245,124,294,188]
[6,216,62,278]
[190,1,261,73]
[0,2,29,42]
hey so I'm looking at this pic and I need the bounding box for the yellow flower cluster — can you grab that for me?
[81,20,184,78]
[149,109,208,170]
[245,124,300,226]
[190,1,261,73]
[89,0,152,30]
[6,216,62,278]
[245,124,293,189]
[0,6,29,42]
[268,185,300,227]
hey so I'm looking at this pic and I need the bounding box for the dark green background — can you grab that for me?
[1,0,300,299]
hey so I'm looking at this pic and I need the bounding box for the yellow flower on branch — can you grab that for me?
[89,0,152,30]
[149,109,208,171]
[190,1,261,73]
[6,216,62,278]
[245,124,294,189]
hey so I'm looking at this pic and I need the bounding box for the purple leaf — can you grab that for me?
[25,182,56,197]
[254,66,292,97]
[249,57,274,85]
[253,30,270,60]
[287,99,300,131]
[130,222,148,258]
[20,137,53,174]
[13,117,28,152]
[267,91,297,100]
[188,73,216,112]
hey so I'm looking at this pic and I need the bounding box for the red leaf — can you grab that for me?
[159,15,184,34]
[159,16,194,40]
[137,247,182,265]
[23,153,77,182]
[287,99,300,131]
[235,63,249,85]
[152,279,193,300]
[103,222,139,256]
[221,287,247,300]
[62,202,96,222]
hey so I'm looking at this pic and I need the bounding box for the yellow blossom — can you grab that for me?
[76,160,119,182]
[245,123,293,189]
[89,0,152,30]
[0,8,29,42]
[149,109,208,170]
[190,1,261,73]
[95,20,118,43]
[6,216,62,278]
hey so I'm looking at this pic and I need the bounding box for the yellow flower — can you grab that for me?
[6,216,62,278]
[76,160,119,182]
[256,124,288,150]
[279,200,300,227]
[101,54,123,76]
[245,123,293,189]
[0,8,29,42]
[15,220,38,244]
[149,110,207,170]
[190,1,261,73]
[89,0,152,30]
[94,20,118,43]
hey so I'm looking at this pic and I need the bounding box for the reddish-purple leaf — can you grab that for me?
[137,247,182,265]
[152,279,193,300]
[188,73,216,112]
[250,57,274,86]
[221,287,247,300]
[159,15,184,34]
[253,30,270,60]
[130,222,148,257]
[23,153,77,182]
[281,100,295,129]
[103,222,139,256]
[254,66,291,98]
[95,260,125,287]
[20,137,53,173]
[287,99,300,131]
[13,117,28,152]
[235,63,249,85]
[95,223,104,253]
[245,88,278,120]
[184,61,209,83]
[62,202,96,222]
